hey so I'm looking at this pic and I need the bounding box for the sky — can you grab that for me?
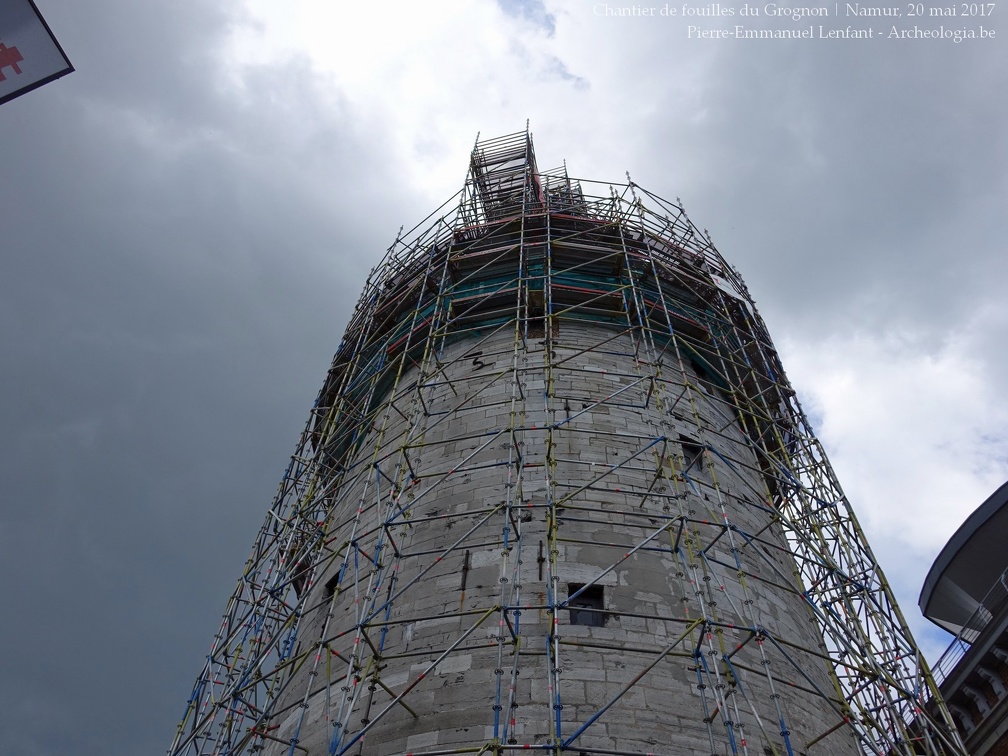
[1,0,1006,753]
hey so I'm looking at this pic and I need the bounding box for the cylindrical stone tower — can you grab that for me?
[170,131,963,756]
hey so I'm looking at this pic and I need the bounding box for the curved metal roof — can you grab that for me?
[920,480,1008,635]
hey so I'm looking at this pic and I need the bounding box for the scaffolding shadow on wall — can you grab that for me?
[168,128,965,756]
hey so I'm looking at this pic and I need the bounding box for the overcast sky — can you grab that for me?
[1,1,1006,753]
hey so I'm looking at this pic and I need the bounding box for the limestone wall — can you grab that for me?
[264,322,860,756]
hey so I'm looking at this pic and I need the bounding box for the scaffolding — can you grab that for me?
[169,129,964,756]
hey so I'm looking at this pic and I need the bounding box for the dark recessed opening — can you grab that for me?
[679,435,707,480]
[568,583,605,626]
[324,572,340,598]
[528,290,546,337]
[291,568,308,598]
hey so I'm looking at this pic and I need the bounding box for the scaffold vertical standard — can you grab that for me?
[169,129,965,756]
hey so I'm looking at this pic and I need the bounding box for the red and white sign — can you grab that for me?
[0,0,72,106]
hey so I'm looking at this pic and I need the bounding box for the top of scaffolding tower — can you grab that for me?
[359,127,753,316]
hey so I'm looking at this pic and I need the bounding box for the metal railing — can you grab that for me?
[932,569,1008,686]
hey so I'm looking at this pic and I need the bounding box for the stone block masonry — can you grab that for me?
[169,128,963,756]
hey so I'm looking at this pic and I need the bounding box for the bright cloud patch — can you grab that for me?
[780,314,1008,655]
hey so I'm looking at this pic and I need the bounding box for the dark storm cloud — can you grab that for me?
[0,1,418,752]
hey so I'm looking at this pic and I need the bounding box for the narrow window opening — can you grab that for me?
[679,435,707,480]
[568,583,605,627]
[528,289,546,338]
[324,572,340,598]
[688,357,710,393]
[291,567,308,598]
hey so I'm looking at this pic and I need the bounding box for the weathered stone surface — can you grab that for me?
[261,324,859,756]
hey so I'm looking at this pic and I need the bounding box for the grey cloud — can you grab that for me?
[1,1,416,752]
[496,0,558,35]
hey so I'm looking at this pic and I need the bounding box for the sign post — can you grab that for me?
[0,0,72,106]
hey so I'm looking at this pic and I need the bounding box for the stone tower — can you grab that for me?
[170,130,963,756]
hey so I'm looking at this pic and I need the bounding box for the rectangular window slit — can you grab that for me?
[679,435,707,481]
[324,573,340,598]
[568,583,605,627]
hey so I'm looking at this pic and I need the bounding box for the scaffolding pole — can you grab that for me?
[169,128,964,756]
